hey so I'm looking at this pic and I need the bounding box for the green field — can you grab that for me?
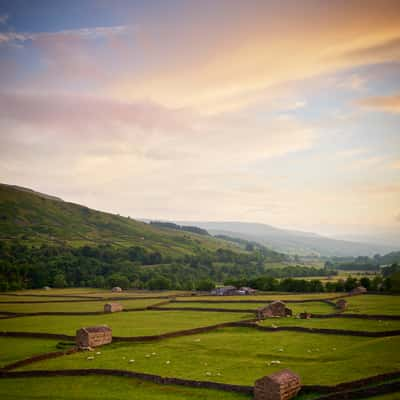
[162,301,335,314]
[0,299,167,313]
[0,337,60,367]
[177,293,338,301]
[0,376,248,400]
[0,295,96,302]
[258,317,400,331]
[344,295,400,315]
[5,288,184,298]
[0,310,251,336]
[18,327,400,386]
[0,290,399,399]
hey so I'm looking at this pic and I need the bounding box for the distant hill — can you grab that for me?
[175,221,398,257]
[0,183,241,257]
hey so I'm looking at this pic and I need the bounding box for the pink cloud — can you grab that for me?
[0,92,188,135]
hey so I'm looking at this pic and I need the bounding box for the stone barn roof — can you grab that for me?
[80,325,111,334]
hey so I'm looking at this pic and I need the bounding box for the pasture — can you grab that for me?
[0,289,399,399]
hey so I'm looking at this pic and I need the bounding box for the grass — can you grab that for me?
[0,376,249,400]
[20,327,400,386]
[0,299,167,313]
[0,183,243,257]
[258,317,400,332]
[6,288,190,298]
[0,295,95,302]
[0,310,251,336]
[177,293,338,301]
[162,301,335,314]
[0,337,60,367]
[344,295,400,315]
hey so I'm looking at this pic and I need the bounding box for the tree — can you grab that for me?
[106,273,129,289]
[53,273,67,288]
[196,279,215,291]
[146,276,171,290]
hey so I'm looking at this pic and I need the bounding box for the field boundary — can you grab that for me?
[1,347,78,371]
[1,317,399,345]
[0,368,399,399]
[0,368,254,394]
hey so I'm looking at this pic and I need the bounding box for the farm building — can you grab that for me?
[76,325,112,348]
[257,301,292,319]
[350,286,367,295]
[43,286,51,290]
[336,299,348,310]
[104,302,123,313]
[238,286,257,295]
[299,312,312,319]
[211,286,238,296]
[254,369,301,400]
[111,286,123,293]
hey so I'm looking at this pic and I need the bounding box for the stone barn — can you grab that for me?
[210,286,238,296]
[111,286,122,293]
[350,286,367,295]
[336,299,347,310]
[104,302,123,313]
[76,325,112,348]
[254,369,301,400]
[257,301,292,319]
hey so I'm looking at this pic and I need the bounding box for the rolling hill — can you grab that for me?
[175,221,398,257]
[0,183,242,257]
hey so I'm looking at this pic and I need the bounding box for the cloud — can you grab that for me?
[390,160,400,169]
[0,92,187,134]
[0,24,131,45]
[357,93,400,113]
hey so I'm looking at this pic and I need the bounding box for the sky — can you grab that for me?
[0,0,399,239]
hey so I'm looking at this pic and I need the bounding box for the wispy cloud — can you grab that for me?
[357,93,400,113]
[0,25,131,45]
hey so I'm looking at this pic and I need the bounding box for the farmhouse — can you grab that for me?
[76,325,112,348]
[111,286,123,292]
[336,299,347,310]
[350,286,367,295]
[257,301,293,319]
[254,369,301,400]
[104,302,123,313]
[211,286,237,296]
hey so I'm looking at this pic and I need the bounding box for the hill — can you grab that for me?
[175,221,398,257]
[0,183,240,257]
[0,183,291,291]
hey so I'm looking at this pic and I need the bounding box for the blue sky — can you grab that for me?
[0,0,399,238]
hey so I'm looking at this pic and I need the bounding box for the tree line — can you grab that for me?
[1,241,398,293]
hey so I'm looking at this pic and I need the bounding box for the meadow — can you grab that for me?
[0,310,251,336]
[161,301,336,314]
[0,376,249,400]
[0,289,399,400]
[18,327,400,386]
[0,299,167,313]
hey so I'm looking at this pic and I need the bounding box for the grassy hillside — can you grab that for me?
[0,183,240,257]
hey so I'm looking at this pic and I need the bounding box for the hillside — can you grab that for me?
[175,221,398,257]
[0,183,240,257]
